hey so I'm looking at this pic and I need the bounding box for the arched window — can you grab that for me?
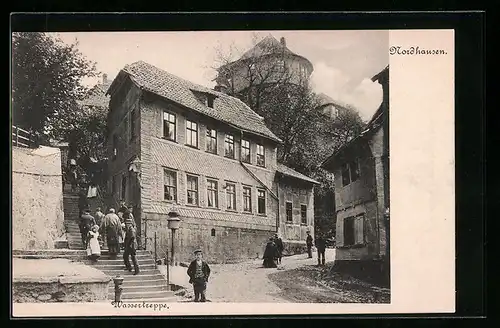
[211,228,216,237]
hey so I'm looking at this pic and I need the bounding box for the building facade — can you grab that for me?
[106,61,318,263]
[321,65,389,264]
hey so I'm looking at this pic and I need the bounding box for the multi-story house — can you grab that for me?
[321,65,389,271]
[214,35,314,97]
[105,61,319,263]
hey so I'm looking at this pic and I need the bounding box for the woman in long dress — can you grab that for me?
[87,225,101,263]
[262,238,278,268]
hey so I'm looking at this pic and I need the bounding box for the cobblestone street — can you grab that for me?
[176,249,337,303]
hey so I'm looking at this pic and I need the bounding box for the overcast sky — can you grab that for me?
[53,30,388,121]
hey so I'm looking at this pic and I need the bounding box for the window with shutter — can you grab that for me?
[354,215,365,245]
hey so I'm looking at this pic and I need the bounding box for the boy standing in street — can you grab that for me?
[187,250,211,302]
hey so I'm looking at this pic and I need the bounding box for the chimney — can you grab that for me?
[103,74,108,84]
[280,37,286,47]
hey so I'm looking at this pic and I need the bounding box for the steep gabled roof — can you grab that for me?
[371,65,389,83]
[109,61,281,143]
[79,81,111,108]
[276,163,320,185]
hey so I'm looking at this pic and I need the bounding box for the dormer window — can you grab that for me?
[192,90,217,109]
[207,95,215,108]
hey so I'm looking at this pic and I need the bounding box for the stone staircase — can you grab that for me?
[86,249,177,302]
[54,185,177,302]
[13,249,179,302]
[62,187,85,250]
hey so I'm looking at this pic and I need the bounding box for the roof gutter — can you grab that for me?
[275,170,320,186]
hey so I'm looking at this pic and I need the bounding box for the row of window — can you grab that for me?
[163,112,266,166]
[164,169,267,214]
[285,202,308,225]
[112,169,310,223]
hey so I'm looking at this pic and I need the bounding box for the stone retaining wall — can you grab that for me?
[282,240,308,256]
[13,278,111,303]
[12,146,64,250]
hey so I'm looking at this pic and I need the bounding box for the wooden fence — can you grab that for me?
[12,125,34,148]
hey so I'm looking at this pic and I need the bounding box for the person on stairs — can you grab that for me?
[123,206,136,229]
[117,201,130,250]
[80,209,96,248]
[187,250,211,302]
[101,208,121,259]
[123,224,140,275]
[95,207,105,246]
[87,225,101,263]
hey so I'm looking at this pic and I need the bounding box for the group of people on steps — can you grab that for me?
[78,201,140,275]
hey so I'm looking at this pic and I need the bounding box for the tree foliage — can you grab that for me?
[213,35,366,199]
[11,32,99,146]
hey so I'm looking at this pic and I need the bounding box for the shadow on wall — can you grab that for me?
[12,146,65,250]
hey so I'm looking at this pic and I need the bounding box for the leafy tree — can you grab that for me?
[213,33,300,113]
[11,32,99,145]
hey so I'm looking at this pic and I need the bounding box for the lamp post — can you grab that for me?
[167,210,181,266]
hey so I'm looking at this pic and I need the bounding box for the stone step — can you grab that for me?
[109,283,170,293]
[108,290,175,300]
[106,273,166,281]
[88,258,155,265]
[97,253,153,260]
[67,234,83,239]
[99,251,152,257]
[92,263,156,271]
[109,279,169,288]
[99,269,159,277]
[54,240,69,249]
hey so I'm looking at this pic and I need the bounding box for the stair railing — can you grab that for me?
[143,227,172,290]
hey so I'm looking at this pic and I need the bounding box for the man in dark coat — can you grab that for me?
[100,208,121,259]
[123,224,140,275]
[78,189,89,218]
[274,233,284,265]
[79,209,95,248]
[117,201,128,218]
[306,231,313,258]
[123,207,136,229]
[262,238,278,268]
[187,250,211,302]
[315,233,327,266]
